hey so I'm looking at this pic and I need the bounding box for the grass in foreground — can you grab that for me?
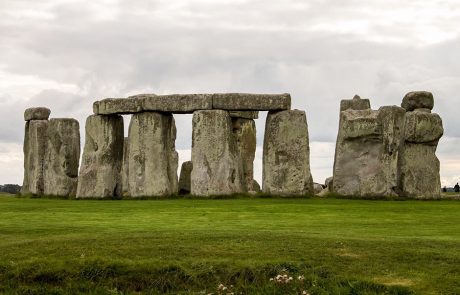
[0,195,459,294]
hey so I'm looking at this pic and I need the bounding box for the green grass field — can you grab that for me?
[0,195,459,294]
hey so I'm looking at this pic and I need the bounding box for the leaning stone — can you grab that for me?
[250,179,261,193]
[340,95,371,111]
[43,119,80,197]
[127,112,178,197]
[24,107,51,121]
[232,118,257,191]
[401,91,434,111]
[21,120,49,195]
[404,111,443,144]
[76,115,124,198]
[178,161,193,194]
[136,93,212,113]
[229,111,259,119]
[212,93,291,111]
[121,137,130,196]
[263,110,313,196]
[93,97,143,115]
[191,110,246,196]
[325,177,333,190]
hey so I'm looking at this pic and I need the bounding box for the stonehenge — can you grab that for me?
[22,90,444,199]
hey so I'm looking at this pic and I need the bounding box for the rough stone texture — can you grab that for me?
[121,137,130,196]
[313,183,324,195]
[332,106,406,197]
[401,91,434,111]
[135,93,212,113]
[191,110,246,196]
[93,98,142,115]
[229,111,259,119]
[325,177,333,191]
[24,107,51,121]
[212,93,291,111]
[232,118,257,191]
[340,95,371,111]
[178,161,193,194]
[43,119,80,197]
[22,120,49,195]
[251,179,261,193]
[127,112,178,197]
[399,110,443,198]
[262,110,313,196]
[77,115,124,198]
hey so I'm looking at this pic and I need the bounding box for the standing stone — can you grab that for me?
[76,115,124,198]
[127,112,178,197]
[191,110,246,196]
[121,137,130,196]
[232,118,257,192]
[399,103,443,198]
[178,161,193,194]
[332,105,406,197]
[43,119,80,197]
[22,120,49,195]
[262,110,313,196]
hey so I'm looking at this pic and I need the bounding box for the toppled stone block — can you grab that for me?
[22,120,49,195]
[135,93,212,113]
[127,112,178,197]
[43,119,80,197]
[229,111,259,119]
[333,106,406,197]
[404,111,443,143]
[401,91,434,111]
[263,110,313,196]
[93,97,142,115]
[191,110,246,196]
[178,161,193,194]
[212,93,291,111]
[24,107,51,121]
[340,95,371,111]
[77,115,124,198]
[232,118,257,192]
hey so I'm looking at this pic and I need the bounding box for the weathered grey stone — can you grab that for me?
[340,95,371,111]
[93,98,143,115]
[76,115,124,198]
[127,112,178,197]
[135,93,212,113]
[191,110,246,196]
[229,111,259,119]
[332,106,406,197]
[262,110,313,196]
[250,179,261,193]
[121,137,130,196]
[43,119,80,197]
[401,91,434,111]
[399,109,443,198]
[22,120,49,195]
[178,161,193,194]
[313,183,324,195]
[414,108,431,113]
[232,118,257,192]
[325,177,333,191]
[404,111,443,144]
[24,107,51,121]
[212,93,291,111]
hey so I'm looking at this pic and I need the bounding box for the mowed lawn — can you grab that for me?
[0,195,459,294]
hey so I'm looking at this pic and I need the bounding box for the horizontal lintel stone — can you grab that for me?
[212,93,291,111]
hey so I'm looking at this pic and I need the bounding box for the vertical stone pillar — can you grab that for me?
[191,110,246,196]
[178,161,193,194]
[232,118,257,192]
[127,112,178,197]
[43,118,80,197]
[121,137,130,197]
[76,115,124,198]
[399,92,443,198]
[262,110,313,196]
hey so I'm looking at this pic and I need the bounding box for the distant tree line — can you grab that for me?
[0,184,22,194]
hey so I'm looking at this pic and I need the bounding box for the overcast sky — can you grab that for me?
[1,0,459,186]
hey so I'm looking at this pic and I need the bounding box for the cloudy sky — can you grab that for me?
[1,0,459,186]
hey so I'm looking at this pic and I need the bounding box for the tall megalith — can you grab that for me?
[127,112,178,197]
[178,161,193,194]
[191,110,246,196]
[121,137,129,196]
[399,92,443,198]
[76,115,124,198]
[232,118,258,192]
[262,110,313,196]
[43,119,80,196]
